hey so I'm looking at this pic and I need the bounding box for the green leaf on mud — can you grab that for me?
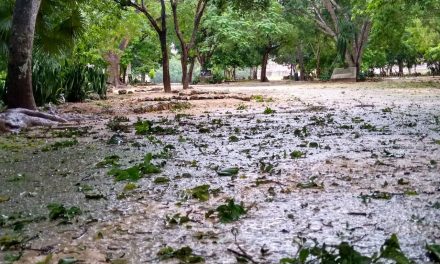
[0,195,10,203]
[134,119,176,135]
[58,257,77,264]
[216,199,246,223]
[157,246,204,263]
[297,178,322,189]
[140,153,161,174]
[134,119,153,135]
[290,151,305,159]
[308,142,319,148]
[229,135,239,142]
[338,242,371,264]
[108,153,160,181]
[47,203,81,221]
[96,155,120,168]
[0,235,23,249]
[166,213,190,225]
[187,185,211,202]
[217,167,239,176]
[378,234,411,264]
[154,177,170,184]
[370,191,393,200]
[123,183,137,191]
[3,251,22,262]
[109,165,141,181]
[426,244,440,262]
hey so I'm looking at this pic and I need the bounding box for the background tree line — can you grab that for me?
[0,0,439,109]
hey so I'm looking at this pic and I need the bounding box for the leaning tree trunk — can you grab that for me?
[260,51,270,82]
[6,0,42,110]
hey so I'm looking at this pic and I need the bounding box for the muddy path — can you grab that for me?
[0,80,440,263]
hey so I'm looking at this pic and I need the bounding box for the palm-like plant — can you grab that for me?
[0,0,85,58]
[0,0,87,106]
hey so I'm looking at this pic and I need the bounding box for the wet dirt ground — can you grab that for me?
[1,79,440,263]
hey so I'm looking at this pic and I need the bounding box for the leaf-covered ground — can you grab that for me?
[1,79,440,263]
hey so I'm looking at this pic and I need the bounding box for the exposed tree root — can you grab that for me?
[0,108,69,132]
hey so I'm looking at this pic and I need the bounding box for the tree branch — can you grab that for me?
[170,0,187,52]
[310,2,337,38]
[113,0,162,33]
[189,0,207,49]
[323,0,339,34]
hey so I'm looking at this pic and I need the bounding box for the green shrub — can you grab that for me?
[63,63,107,103]
[209,70,224,84]
[32,59,63,106]
[31,59,108,106]
[63,64,88,102]
[86,66,107,99]
[319,69,332,81]
[148,69,156,79]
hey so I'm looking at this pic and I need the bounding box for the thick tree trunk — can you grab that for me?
[6,0,42,110]
[180,49,190,89]
[104,38,129,88]
[122,66,127,84]
[260,51,270,82]
[105,52,121,87]
[188,58,195,84]
[160,33,172,93]
[398,61,404,76]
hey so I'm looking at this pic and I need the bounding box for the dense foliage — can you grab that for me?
[0,0,439,107]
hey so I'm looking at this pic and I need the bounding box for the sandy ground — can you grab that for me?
[0,78,440,263]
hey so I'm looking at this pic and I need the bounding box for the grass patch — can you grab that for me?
[263,107,276,114]
[42,139,78,152]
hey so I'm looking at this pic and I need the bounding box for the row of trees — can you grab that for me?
[0,0,439,109]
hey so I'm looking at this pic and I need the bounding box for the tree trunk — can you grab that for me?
[316,47,321,78]
[188,58,195,84]
[122,66,127,84]
[159,32,171,93]
[104,38,129,88]
[398,61,404,76]
[6,0,42,110]
[253,67,258,80]
[296,45,306,81]
[260,51,270,82]
[180,49,189,89]
[141,73,146,83]
[105,52,120,87]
